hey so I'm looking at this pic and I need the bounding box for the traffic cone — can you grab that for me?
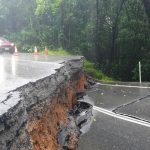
[34,46,38,55]
[14,46,19,56]
[44,47,48,55]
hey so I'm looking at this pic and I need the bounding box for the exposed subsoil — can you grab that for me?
[27,74,94,150]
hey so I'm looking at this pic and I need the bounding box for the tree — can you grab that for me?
[1,0,150,81]
[143,0,150,26]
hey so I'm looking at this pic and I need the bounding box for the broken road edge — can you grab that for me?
[0,57,94,150]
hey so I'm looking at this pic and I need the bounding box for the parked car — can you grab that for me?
[0,37,15,54]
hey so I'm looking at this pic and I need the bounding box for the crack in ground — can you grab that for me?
[110,95,150,125]
[115,112,150,124]
[112,95,150,113]
[0,94,12,104]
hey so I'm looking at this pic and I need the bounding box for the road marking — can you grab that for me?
[93,106,150,127]
[97,83,150,89]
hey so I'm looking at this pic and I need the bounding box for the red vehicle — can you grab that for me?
[0,37,15,54]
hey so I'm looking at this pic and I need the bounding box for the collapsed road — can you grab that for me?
[0,54,93,150]
[2,54,150,150]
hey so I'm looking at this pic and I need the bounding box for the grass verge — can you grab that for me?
[40,48,70,55]
[41,48,113,82]
[84,60,113,82]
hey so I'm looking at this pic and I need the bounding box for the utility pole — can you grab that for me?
[139,61,142,84]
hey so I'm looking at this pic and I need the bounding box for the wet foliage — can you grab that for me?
[1,0,150,81]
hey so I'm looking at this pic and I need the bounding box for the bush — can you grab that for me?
[84,61,113,82]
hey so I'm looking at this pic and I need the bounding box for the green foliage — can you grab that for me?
[41,48,70,55]
[111,0,150,81]
[84,61,113,82]
[35,0,62,15]
[1,0,150,81]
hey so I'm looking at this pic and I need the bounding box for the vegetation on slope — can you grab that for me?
[1,0,150,81]
[84,61,113,82]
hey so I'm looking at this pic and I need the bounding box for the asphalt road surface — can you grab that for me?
[0,53,81,97]
[0,53,82,115]
[78,83,150,150]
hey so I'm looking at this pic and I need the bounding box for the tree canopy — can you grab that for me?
[0,0,150,81]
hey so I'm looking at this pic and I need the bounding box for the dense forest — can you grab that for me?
[0,0,150,81]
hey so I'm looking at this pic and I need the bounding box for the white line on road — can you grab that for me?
[98,83,150,89]
[93,106,150,128]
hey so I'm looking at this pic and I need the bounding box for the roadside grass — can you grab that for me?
[20,45,114,82]
[40,48,70,55]
[84,60,113,82]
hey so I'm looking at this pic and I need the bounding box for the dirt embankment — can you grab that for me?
[0,58,86,150]
[28,73,86,150]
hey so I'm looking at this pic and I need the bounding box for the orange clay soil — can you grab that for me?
[27,73,86,150]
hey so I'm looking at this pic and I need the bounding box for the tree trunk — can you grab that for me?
[143,0,150,26]
[110,0,126,63]
[95,0,101,62]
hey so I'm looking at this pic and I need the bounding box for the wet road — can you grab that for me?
[0,53,82,101]
[78,83,150,150]
[0,53,83,115]
[87,83,150,110]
